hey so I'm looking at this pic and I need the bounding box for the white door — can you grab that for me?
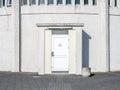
[52,35,69,72]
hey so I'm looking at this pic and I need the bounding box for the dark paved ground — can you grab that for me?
[0,72,120,90]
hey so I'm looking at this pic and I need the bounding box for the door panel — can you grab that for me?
[52,35,68,72]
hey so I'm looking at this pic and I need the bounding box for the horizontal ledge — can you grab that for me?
[36,23,84,27]
[47,27,73,30]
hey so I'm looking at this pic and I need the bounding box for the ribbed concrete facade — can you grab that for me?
[0,0,120,75]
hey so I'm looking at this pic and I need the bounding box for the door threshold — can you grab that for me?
[52,71,68,74]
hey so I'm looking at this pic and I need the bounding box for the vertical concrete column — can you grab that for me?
[63,0,66,5]
[38,27,45,75]
[69,30,76,74]
[36,0,39,5]
[97,0,100,6]
[76,27,82,75]
[45,29,52,74]
[89,0,92,6]
[45,0,48,5]
[12,0,21,72]
[81,0,84,6]
[112,0,115,7]
[27,0,30,6]
[5,0,7,7]
[99,0,109,72]
[118,0,120,7]
[54,0,57,5]
[72,0,75,6]
[110,0,114,7]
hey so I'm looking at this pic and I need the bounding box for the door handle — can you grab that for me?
[51,52,54,56]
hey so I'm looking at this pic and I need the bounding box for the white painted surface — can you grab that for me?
[0,0,120,74]
[75,28,82,75]
[52,35,68,71]
[99,0,109,72]
[68,30,76,74]
[45,30,52,74]
[110,15,120,71]
[0,15,14,71]
[12,0,20,72]
[38,27,45,74]
[109,1,120,71]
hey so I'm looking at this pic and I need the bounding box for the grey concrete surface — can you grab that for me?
[0,72,120,90]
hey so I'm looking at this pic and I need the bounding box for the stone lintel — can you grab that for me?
[36,23,84,27]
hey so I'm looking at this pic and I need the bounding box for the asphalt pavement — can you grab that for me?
[0,72,120,90]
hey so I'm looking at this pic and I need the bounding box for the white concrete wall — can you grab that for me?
[21,15,39,72]
[110,7,120,71]
[20,1,108,73]
[0,10,14,71]
[21,10,106,72]
[20,0,120,73]
[1,0,120,73]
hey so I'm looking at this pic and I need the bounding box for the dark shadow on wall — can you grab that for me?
[82,30,91,67]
